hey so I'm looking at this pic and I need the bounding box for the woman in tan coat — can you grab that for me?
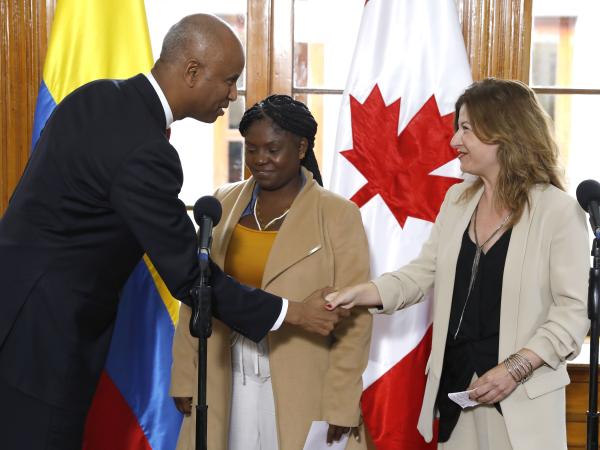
[327,79,590,450]
[170,95,372,450]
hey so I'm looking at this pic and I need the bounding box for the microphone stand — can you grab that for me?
[190,255,212,450]
[588,238,600,450]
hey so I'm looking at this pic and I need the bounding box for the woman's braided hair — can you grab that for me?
[239,94,323,186]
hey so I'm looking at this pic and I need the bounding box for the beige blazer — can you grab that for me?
[372,181,590,450]
[170,169,372,450]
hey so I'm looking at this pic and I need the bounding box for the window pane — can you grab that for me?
[293,0,363,90]
[293,94,343,188]
[228,96,245,130]
[537,93,600,195]
[145,0,247,205]
[228,141,244,182]
[213,96,246,192]
[531,2,600,88]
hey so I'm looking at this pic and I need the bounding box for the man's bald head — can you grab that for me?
[159,14,242,65]
[152,13,245,123]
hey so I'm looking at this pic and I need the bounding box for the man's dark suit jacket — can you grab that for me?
[0,74,282,412]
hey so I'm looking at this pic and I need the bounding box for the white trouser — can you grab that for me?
[228,335,278,450]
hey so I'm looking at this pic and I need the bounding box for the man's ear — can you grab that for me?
[183,59,203,87]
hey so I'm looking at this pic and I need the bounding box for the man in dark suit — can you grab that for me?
[0,14,344,450]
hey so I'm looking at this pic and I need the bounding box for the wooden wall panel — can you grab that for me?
[246,0,271,106]
[567,364,599,450]
[457,0,532,82]
[0,0,53,214]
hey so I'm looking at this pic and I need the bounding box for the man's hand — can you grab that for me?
[173,397,192,416]
[327,424,360,444]
[284,288,350,336]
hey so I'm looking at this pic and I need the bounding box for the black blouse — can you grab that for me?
[436,226,512,443]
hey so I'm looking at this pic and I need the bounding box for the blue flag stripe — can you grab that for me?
[31,80,57,150]
[106,260,183,450]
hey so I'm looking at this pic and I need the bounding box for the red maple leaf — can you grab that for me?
[342,85,461,227]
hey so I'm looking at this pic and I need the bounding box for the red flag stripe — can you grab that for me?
[82,371,152,450]
[362,327,438,450]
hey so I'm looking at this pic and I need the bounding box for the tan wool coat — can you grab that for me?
[372,181,590,450]
[170,169,373,450]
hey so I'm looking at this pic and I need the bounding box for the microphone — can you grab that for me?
[189,196,222,340]
[193,196,222,264]
[576,179,600,239]
[191,197,223,447]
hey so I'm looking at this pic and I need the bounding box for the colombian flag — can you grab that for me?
[32,1,183,449]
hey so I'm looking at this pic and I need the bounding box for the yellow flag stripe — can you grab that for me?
[143,255,180,326]
[44,0,153,103]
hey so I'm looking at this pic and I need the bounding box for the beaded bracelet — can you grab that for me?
[503,353,533,383]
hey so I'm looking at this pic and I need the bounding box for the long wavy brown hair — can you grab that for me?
[456,78,565,224]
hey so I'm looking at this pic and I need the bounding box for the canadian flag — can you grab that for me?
[330,0,472,448]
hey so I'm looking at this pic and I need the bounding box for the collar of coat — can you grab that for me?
[211,167,324,289]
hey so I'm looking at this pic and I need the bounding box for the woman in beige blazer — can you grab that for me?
[327,79,590,450]
[170,95,372,450]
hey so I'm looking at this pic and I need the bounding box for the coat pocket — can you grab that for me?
[523,364,570,399]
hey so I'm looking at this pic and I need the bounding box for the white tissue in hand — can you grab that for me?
[448,389,479,409]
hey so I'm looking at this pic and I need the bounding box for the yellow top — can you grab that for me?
[224,224,278,289]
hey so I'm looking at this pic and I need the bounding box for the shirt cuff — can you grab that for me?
[270,298,288,331]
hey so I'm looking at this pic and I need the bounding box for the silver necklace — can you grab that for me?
[253,196,289,231]
[452,204,512,340]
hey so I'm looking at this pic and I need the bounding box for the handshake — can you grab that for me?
[285,282,382,335]
[283,288,348,336]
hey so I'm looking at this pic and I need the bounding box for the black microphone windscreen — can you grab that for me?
[193,196,222,226]
[576,179,600,212]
